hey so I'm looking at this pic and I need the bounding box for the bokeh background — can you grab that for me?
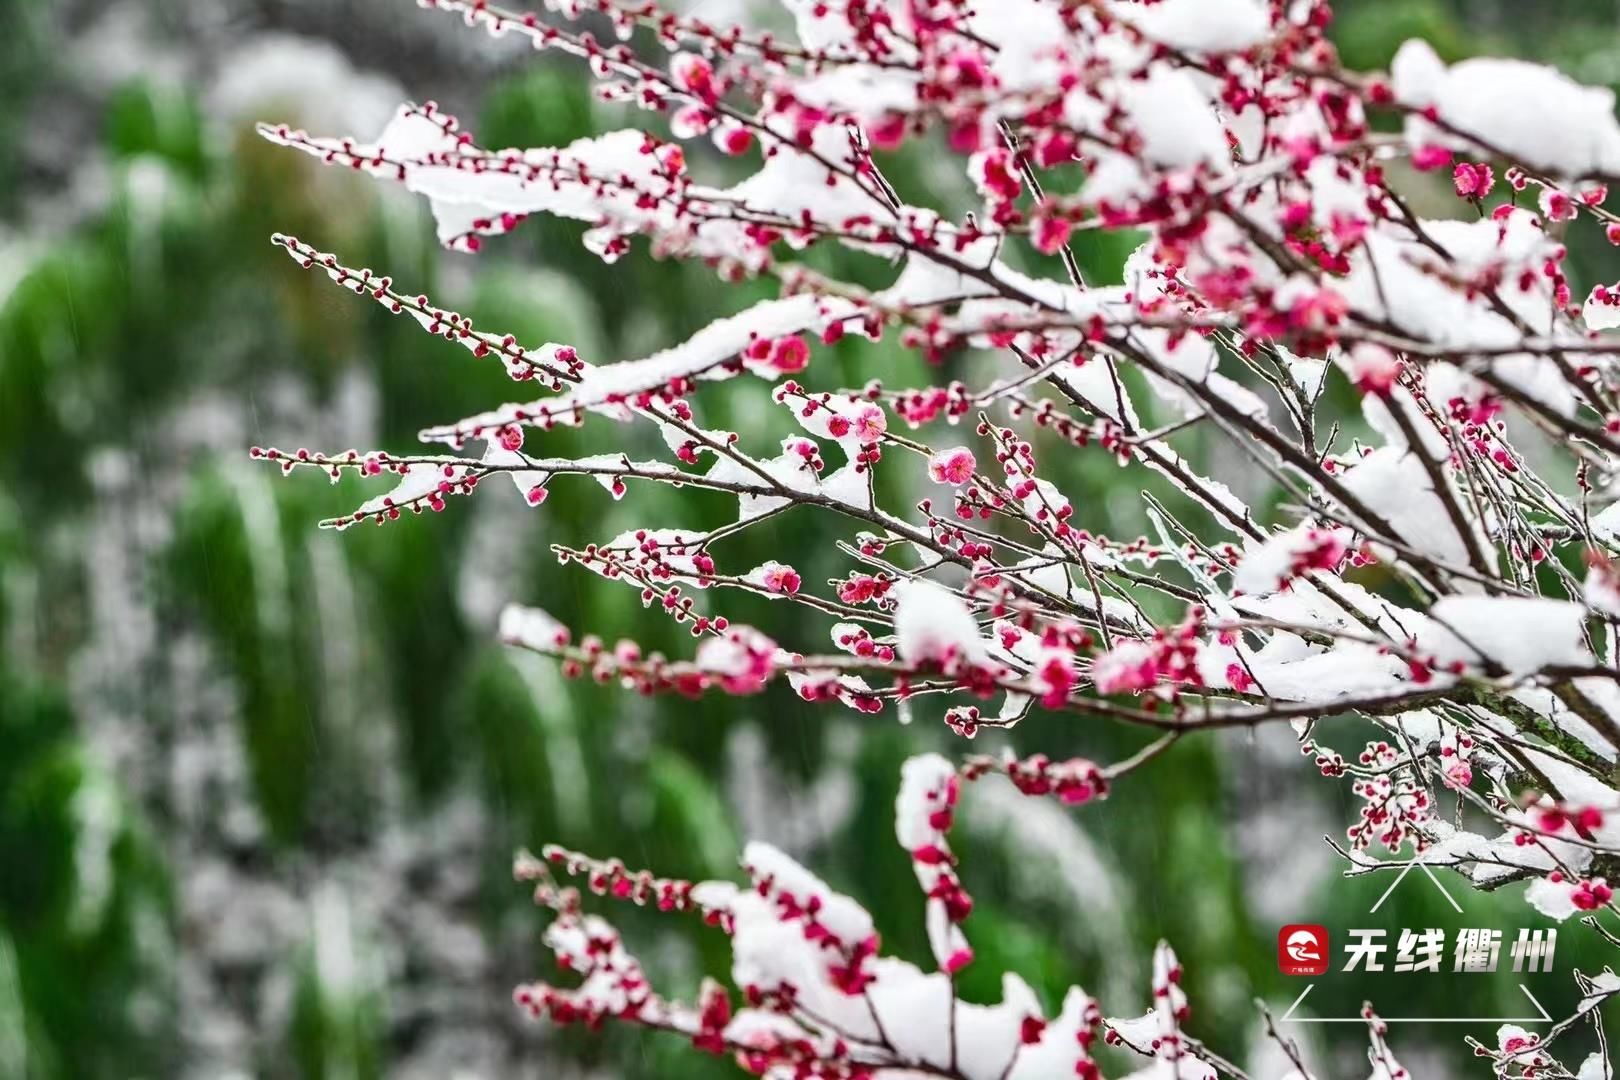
[3,1,1618,1077]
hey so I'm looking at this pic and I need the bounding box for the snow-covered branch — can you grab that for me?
[252,0,1620,1070]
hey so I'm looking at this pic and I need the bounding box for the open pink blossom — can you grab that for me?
[758,561,801,595]
[1089,641,1160,695]
[669,52,717,105]
[1441,758,1473,790]
[713,122,751,156]
[1342,342,1403,395]
[769,334,810,373]
[927,446,976,486]
[1034,647,1077,708]
[1411,144,1453,171]
[1452,161,1493,199]
[866,112,907,150]
[694,626,777,694]
[851,403,887,444]
[1541,187,1578,221]
[1288,286,1348,332]
[1033,213,1073,255]
[969,147,1021,203]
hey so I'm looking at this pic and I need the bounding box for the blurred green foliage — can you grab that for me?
[1,2,1615,1076]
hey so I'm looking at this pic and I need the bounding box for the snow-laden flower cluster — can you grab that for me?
[253,0,1620,1072]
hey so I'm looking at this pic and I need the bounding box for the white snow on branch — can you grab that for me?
[1392,39,1620,178]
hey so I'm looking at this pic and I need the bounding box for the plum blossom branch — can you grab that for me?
[248,0,1620,1071]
